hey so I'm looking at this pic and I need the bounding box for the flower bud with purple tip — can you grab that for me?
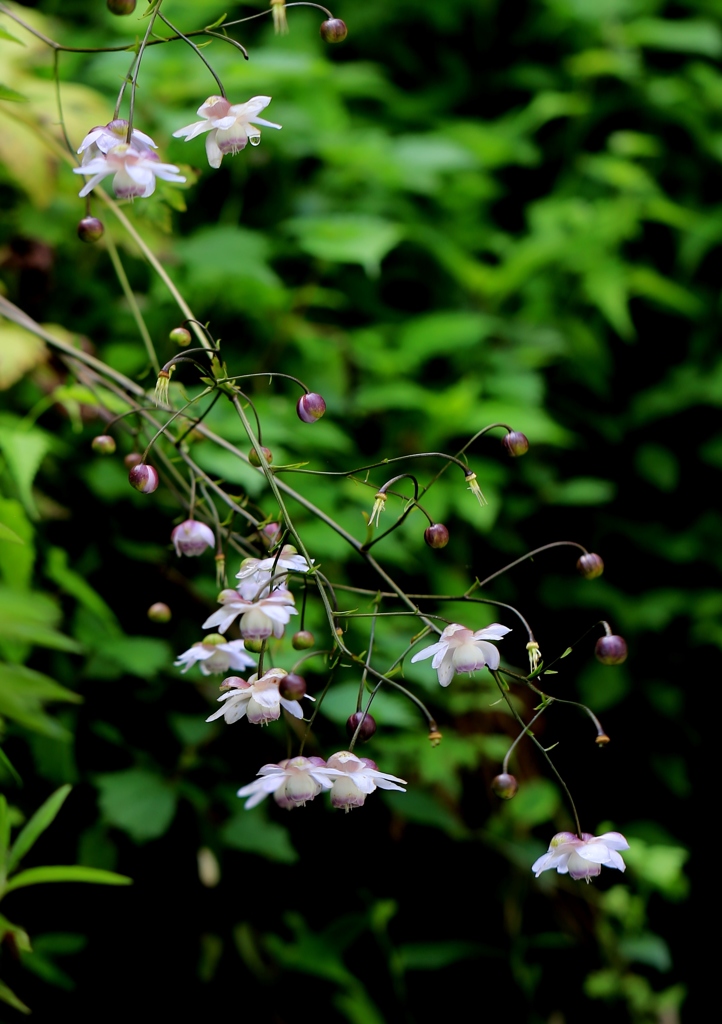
[424,523,449,549]
[77,216,104,243]
[577,553,604,579]
[491,773,518,799]
[171,520,215,557]
[501,431,529,457]
[346,711,377,742]
[595,635,628,665]
[296,393,326,423]
[320,18,348,42]
[128,463,158,493]
[92,434,116,455]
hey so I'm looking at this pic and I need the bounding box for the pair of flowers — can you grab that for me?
[73,96,281,199]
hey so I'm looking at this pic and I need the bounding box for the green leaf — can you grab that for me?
[0,83,27,102]
[0,745,21,785]
[0,27,25,44]
[4,865,132,893]
[0,795,9,865]
[0,662,81,738]
[7,785,72,874]
[0,417,54,517]
[0,587,81,652]
[95,769,178,842]
[0,522,23,545]
[624,18,722,58]
[0,977,31,1014]
[221,809,298,863]
[45,547,118,631]
[286,216,403,276]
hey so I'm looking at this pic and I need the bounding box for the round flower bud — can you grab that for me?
[501,431,529,457]
[243,638,264,654]
[320,18,348,42]
[107,0,136,13]
[261,522,281,546]
[148,602,171,623]
[169,326,191,347]
[595,635,628,665]
[249,446,273,467]
[424,523,449,549]
[77,216,104,243]
[124,452,143,469]
[171,520,215,557]
[280,673,307,701]
[91,434,116,455]
[128,463,158,493]
[296,392,326,423]
[346,711,377,742]
[577,552,604,580]
[491,773,518,800]
[291,630,315,650]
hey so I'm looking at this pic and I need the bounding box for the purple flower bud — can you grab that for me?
[77,216,104,243]
[291,630,315,650]
[296,392,326,423]
[577,552,604,579]
[346,711,377,741]
[280,673,307,701]
[148,602,171,623]
[91,434,116,455]
[595,635,628,665]
[320,18,348,42]
[491,773,518,799]
[501,431,529,457]
[169,326,191,347]
[249,446,273,467]
[128,463,158,493]
[424,523,450,549]
[171,520,215,557]
[124,452,143,470]
[107,0,136,13]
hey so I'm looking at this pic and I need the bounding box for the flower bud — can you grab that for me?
[91,434,116,455]
[124,452,143,469]
[107,0,136,12]
[77,216,104,243]
[320,18,348,42]
[243,638,264,654]
[595,635,628,665]
[577,552,604,580]
[128,463,158,493]
[280,673,307,701]
[296,392,326,423]
[171,520,215,557]
[291,630,315,650]
[346,711,376,741]
[501,431,529,457]
[249,446,273,467]
[169,326,191,347]
[424,523,449,549]
[491,773,518,799]
[261,522,281,546]
[148,602,171,623]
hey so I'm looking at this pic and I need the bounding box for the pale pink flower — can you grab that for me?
[172,95,281,168]
[237,756,332,810]
[321,751,406,812]
[171,520,215,557]
[236,545,313,594]
[410,622,511,686]
[77,119,156,163]
[532,831,630,882]
[202,588,297,639]
[174,634,255,676]
[206,668,313,726]
[73,143,185,199]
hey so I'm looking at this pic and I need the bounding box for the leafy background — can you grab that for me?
[0,0,708,1019]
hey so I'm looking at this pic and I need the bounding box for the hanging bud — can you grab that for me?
[424,523,449,549]
[296,392,326,423]
[368,492,387,528]
[292,630,315,650]
[107,0,137,13]
[501,431,529,457]
[91,434,116,455]
[154,367,174,406]
[346,711,377,742]
[169,326,191,347]
[148,602,171,623]
[124,452,143,469]
[261,522,281,547]
[128,463,159,493]
[577,552,604,580]
[77,216,104,243]
[320,18,348,42]
[491,773,519,800]
[171,520,215,557]
[280,673,307,701]
[243,638,264,654]
[249,446,273,467]
[270,0,289,34]
[595,635,628,665]
[428,729,443,746]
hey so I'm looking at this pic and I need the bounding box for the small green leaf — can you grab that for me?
[0,522,23,545]
[0,84,27,102]
[221,809,298,863]
[0,746,21,785]
[0,977,31,1014]
[95,769,177,842]
[4,865,132,893]
[0,796,9,864]
[204,13,228,30]
[7,785,72,874]
[560,647,573,658]
[0,27,25,44]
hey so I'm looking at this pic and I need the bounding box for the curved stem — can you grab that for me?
[156,10,226,97]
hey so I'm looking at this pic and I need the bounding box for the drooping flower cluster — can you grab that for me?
[532,832,630,882]
[411,622,511,686]
[74,120,185,199]
[206,668,313,726]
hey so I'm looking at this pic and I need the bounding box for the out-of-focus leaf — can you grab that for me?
[0,662,81,738]
[0,83,26,101]
[619,933,672,972]
[95,769,178,842]
[222,809,298,863]
[0,587,81,652]
[286,216,403,276]
[45,547,119,630]
[0,27,24,44]
[7,785,72,874]
[83,635,171,679]
[0,976,31,1014]
[0,322,46,388]
[502,779,560,827]
[4,865,132,893]
[623,18,722,57]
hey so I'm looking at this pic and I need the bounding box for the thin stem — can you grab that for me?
[475,541,590,590]
[104,231,160,374]
[156,10,226,97]
[502,703,550,774]
[223,3,334,29]
[126,2,163,137]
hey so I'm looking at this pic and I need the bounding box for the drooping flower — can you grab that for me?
[368,492,387,528]
[206,668,313,726]
[531,831,630,882]
[237,756,332,810]
[174,634,255,676]
[172,95,281,168]
[410,622,511,686]
[171,519,215,557]
[321,751,406,812]
[202,588,297,639]
[236,545,313,593]
[77,119,157,163]
[73,143,186,199]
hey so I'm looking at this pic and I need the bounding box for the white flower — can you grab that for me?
[174,634,255,676]
[206,668,312,725]
[172,95,282,168]
[77,119,156,164]
[410,622,511,686]
[321,751,406,812]
[237,756,332,810]
[202,588,297,638]
[531,831,630,882]
[73,143,186,199]
[236,545,313,594]
[171,519,215,557]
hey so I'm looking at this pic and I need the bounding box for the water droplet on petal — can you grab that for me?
[249,136,261,147]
